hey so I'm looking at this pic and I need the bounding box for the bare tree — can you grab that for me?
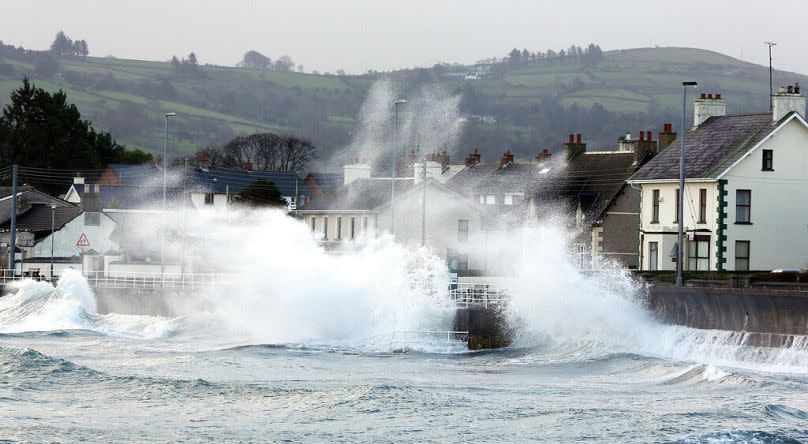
[197,132,316,172]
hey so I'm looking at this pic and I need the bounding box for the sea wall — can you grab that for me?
[92,287,209,317]
[453,306,512,350]
[646,286,808,343]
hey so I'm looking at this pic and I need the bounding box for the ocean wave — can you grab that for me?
[669,430,803,444]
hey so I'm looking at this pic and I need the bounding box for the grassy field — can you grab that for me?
[1,46,805,158]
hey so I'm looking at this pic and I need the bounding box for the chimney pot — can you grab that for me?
[796,83,801,94]
[715,94,721,100]
[787,85,794,94]
[647,130,653,140]
[779,85,786,94]
[576,133,582,144]
[700,93,706,99]
[639,131,645,142]
[243,162,253,171]
[569,133,575,144]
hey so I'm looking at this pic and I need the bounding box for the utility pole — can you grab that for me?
[391,99,406,236]
[50,204,56,280]
[8,165,17,273]
[677,81,698,287]
[421,160,427,246]
[765,42,776,112]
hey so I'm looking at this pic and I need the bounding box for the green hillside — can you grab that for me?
[1,45,805,161]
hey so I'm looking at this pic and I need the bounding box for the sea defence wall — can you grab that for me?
[646,286,808,346]
[92,287,209,317]
[453,306,512,350]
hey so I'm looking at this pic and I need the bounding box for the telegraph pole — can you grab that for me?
[765,42,776,111]
[8,165,17,273]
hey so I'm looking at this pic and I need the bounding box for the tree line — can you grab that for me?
[50,31,89,58]
[476,43,604,68]
[197,132,316,173]
[238,50,298,72]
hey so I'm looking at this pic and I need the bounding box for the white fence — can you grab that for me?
[0,269,228,290]
[449,283,510,308]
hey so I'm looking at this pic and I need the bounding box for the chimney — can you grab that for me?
[535,148,552,163]
[499,150,514,168]
[658,123,677,151]
[197,153,210,171]
[343,163,372,185]
[465,148,481,166]
[73,173,85,185]
[618,132,633,152]
[413,160,443,184]
[633,132,658,165]
[243,162,253,171]
[693,93,727,128]
[81,182,101,212]
[772,83,806,121]
[564,133,586,159]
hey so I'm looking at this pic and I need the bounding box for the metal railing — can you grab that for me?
[0,270,229,290]
[449,283,510,308]
[388,330,469,352]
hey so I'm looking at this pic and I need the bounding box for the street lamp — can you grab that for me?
[50,204,56,280]
[677,81,698,287]
[390,99,407,236]
[161,112,176,276]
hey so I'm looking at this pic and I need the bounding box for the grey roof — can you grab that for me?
[446,163,545,194]
[105,164,161,184]
[551,151,642,221]
[302,178,414,211]
[190,167,310,197]
[0,204,82,234]
[629,113,778,181]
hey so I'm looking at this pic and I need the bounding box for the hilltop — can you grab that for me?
[1,45,805,164]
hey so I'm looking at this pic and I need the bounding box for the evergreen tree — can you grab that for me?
[234,179,286,207]
[49,31,73,56]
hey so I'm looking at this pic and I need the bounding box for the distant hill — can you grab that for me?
[1,46,805,165]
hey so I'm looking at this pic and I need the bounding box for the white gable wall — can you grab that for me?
[32,212,119,258]
[723,118,808,270]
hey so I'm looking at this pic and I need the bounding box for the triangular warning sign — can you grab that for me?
[76,233,90,248]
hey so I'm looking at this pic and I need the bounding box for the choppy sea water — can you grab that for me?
[1,273,807,443]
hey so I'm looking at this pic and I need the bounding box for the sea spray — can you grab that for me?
[178,208,455,345]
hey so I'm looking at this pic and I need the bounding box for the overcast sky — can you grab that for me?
[4,0,808,75]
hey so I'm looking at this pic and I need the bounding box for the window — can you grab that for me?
[735,241,750,271]
[736,190,751,223]
[762,149,773,171]
[336,216,342,240]
[687,235,711,271]
[485,195,496,205]
[651,189,660,223]
[446,248,469,271]
[458,219,469,242]
[310,217,316,232]
[323,216,329,240]
[649,241,659,271]
[504,194,514,205]
[363,216,369,234]
[84,212,101,226]
[204,193,214,205]
[674,189,679,223]
[478,195,485,205]
[698,188,707,223]
[350,217,356,240]
[289,196,297,210]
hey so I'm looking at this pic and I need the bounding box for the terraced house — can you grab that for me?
[628,85,808,271]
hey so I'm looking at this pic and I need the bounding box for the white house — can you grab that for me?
[299,162,486,271]
[628,85,808,272]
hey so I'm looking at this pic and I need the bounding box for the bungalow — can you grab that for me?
[299,163,486,272]
[627,85,808,272]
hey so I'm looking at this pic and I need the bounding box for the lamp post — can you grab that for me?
[50,204,56,280]
[390,99,407,236]
[161,112,176,276]
[677,81,698,287]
